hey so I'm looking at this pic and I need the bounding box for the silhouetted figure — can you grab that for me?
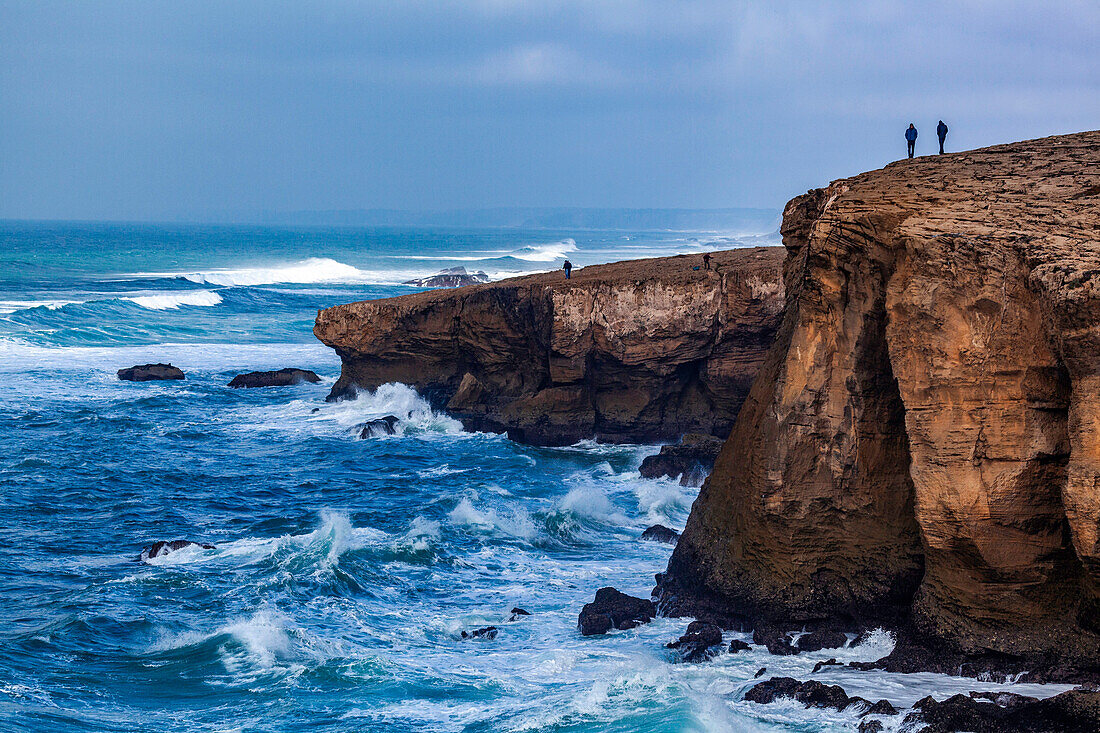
[905,124,918,159]
[702,253,712,271]
[937,120,948,154]
[562,260,573,279]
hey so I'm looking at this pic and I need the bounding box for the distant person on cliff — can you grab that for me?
[702,252,712,271]
[905,123,918,158]
[562,260,573,279]
[937,120,949,154]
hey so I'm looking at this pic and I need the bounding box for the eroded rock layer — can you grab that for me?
[314,248,785,445]
[660,130,1100,680]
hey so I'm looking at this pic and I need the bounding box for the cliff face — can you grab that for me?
[660,130,1100,680]
[314,248,785,445]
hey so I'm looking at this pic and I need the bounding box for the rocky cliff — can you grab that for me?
[659,130,1100,681]
[314,248,785,445]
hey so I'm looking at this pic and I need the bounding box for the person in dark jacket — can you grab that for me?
[937,120,948,154]
[905,124,918,158]
[562,260,573,279]
[702,252,712,271]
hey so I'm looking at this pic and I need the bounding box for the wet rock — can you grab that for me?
[359,416,401,438]
[865,699,898,716]
[404,267,490,288]
[118,363,185,382]
[811,658,840,673]
[640,524,679,544]
[667,621,723,662]
[743,677,855,711]
[578,587,656,636]
[903,690,1100,733]
[728,639,751,653]
[139,539,214,561]
[509,607,530,621]
[227,368,320,388]
[857,721,883,733]
[797,630,848,652]
[754,667,767,678]
[638,434,725,487]
[461,626,498,640]
[752,626,798,655]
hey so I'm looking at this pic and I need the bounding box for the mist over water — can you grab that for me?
[0,222,1074,731]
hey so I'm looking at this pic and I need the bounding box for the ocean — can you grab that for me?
[0,221,1073,732]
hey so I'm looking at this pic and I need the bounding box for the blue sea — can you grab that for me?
[0,222,1073,732]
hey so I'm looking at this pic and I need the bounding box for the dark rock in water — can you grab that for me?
[405,267,490,288]
[638,434,725,487]
[754,667,767,678]
[728,639,751,653]
[753,626,798,655]
[811,658,840,674]
[359,416,401,438]
[509,607,531,619]
[667,621,723,662]
[865,699,898,716]
[857,721,883,733]
[578,587,656,636]
[140,539,214,561]
[743,677,856,711]
[641,524,679,544]
[461,626,498,640]
[904,690,1100,733]
[118,363,185,382]
[228,368,321,388]
[797,629,848,652]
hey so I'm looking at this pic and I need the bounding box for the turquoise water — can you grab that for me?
[0,222,1072,732]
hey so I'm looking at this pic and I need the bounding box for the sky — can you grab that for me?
[1,0,1098,222]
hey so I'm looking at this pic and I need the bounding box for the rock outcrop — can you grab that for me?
[577,587,656,635]
[118,364,185,382]
[659,131,1100,681]
[638,433,725,486]
[316,248,785,445]
[139,540,214,562]
[227,368,320,388]
[404,266,491,288]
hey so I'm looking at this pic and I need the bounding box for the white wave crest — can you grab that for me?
[124,290,223,310]
[178,258,365,286]
[448,497,536,540]
[0,299,81,314]
[511,238,577,262]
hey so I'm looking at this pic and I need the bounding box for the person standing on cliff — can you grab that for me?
[905,123,918,158]
[937,120,949,154]
[702,252,712,271]
[562,260,573,279]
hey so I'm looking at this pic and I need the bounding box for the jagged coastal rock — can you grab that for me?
[227,368,321,388]
[316,248,785,445]
[139,540,214,562]
[404,266,490,288]
[118,363,185,381]
[638,433,725,486]
[659,131,1100,681]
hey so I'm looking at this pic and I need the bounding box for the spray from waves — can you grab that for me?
[510,238,577,262]
[0,290,223,315]
[124,290,223,310]
[301,382,464,436]
[447,497,537,541]
[118,258,423,287]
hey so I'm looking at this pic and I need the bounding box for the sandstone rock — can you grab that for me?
[638,433,725,486]
[315,248,785,445]
[640,524,679,544]
[903,690,1100,733]
[359,415,400,438]
[139,539,214,561]
[227,368,320,388]
[666,620,723,662]
[796,630,848,652]
[118,363,185,382]
[405,267,490,288]
[577,587,656,636]
[659,130,1100,680]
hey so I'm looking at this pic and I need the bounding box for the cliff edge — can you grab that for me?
[314,248,785,445]
[659,130,1100,681]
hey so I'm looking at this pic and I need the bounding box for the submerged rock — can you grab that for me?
[728,639,752,653]
[578,587,656,636]
[857,721,883,733]
[796,629,848,652]
[118,363,185,382]
[743,677,856,711]
[139,539,214,562]
[461,626,498,640]
[509,607,531,620]
[752,626,798,655]
[405,267,490,288]
[666,621,723,662]
[640,524,679,544]
[638,434,725,487]
[811,658,840,673]
[904,690,1100,733]
[227,368,320,388]
[358,416,400,438]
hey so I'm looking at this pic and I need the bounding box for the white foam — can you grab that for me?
[511,238,577,262]
[120,257,426,287]
[0,299,81,314]
[124,290,223,310]
[448,497,537,540]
